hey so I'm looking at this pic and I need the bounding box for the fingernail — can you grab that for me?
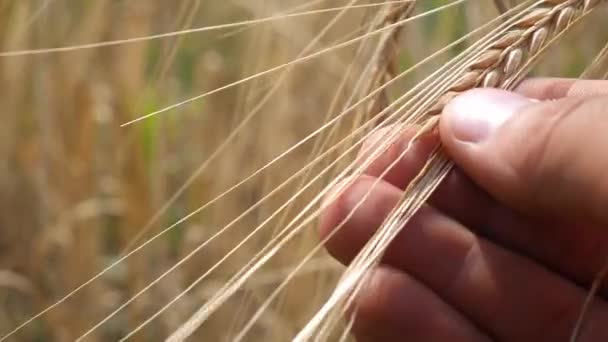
[443,89,534,143]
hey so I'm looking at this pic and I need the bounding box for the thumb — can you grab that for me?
[439,88,608,225]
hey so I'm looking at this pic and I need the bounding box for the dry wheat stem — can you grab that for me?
[165,58,469,342]
[114,0,486,312]
[247,29,523,339]
[338,313,356,342]
[295,154,446,341]
[169,11,516,332]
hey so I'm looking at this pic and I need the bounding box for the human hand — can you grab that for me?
[320,79,608,341]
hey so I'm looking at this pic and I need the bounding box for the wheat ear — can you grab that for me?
[426,0,603,116]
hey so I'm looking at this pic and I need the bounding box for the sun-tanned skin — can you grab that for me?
[319,78,608,341]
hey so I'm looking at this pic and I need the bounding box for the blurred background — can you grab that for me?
[0,0,606,340]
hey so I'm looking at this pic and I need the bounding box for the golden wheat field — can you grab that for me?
[0,0,607,341]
